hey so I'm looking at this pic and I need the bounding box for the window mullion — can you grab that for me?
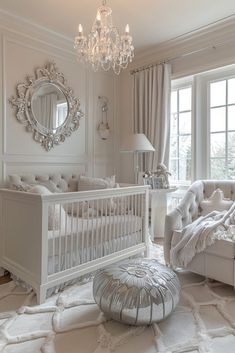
[225,79,228,178]
[177,89,180,180]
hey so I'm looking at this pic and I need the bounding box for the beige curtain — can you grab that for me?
[133,63,171,171]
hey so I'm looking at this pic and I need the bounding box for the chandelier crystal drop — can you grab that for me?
[74,0,134,75]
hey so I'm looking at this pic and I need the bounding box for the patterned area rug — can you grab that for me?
[0,245,235,353]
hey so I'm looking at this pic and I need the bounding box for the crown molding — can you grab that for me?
[0,9,75,56]
[130,15,235,70]
[1,8,235,73]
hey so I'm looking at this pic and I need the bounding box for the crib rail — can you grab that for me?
[42,187,149,277]
[0,185,149,303]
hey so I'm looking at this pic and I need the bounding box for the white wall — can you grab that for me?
[0,12,119,187]
[119,17,235,182]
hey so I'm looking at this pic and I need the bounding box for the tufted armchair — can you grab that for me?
[164,180,235,287]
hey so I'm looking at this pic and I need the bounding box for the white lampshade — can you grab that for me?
[120,133,155,153]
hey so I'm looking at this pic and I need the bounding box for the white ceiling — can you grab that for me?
[0,0,235,52]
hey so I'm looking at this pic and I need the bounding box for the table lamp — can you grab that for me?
[120,133,155,184]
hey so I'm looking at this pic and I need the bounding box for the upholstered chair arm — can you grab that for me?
[164,182,203,264]
[164,208,184,264]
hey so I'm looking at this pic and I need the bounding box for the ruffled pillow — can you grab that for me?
[200,188,233,216]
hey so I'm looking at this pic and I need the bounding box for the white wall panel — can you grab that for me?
[93,71,115,159]
[4,36,86,157]
[0,18,118,186]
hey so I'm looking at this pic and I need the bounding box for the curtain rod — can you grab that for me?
[130,37,235,75]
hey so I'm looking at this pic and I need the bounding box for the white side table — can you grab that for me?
[150,187,177,240]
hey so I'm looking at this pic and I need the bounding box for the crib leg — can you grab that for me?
[37,285,47,305]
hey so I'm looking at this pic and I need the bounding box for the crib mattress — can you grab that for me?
[48,214,142,257]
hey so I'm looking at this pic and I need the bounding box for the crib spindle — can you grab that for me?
[81,201,85,264]
[70,202,74,269]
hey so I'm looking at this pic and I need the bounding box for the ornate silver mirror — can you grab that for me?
[9,62,84,151]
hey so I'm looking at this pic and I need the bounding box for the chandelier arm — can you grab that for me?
[74,1,134,74]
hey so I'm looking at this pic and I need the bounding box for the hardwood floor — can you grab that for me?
[154,238,164,246]
[0,272,11,285]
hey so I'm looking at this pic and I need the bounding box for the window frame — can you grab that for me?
[170,64,235,184]
[197,65,235,180]
[170,76,194,186]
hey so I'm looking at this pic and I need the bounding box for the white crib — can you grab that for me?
[0,175,149,304]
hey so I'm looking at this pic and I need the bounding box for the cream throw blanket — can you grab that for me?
[170,203,235,268]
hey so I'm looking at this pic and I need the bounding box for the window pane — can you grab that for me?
[170,136,178,158]
[171,91,177,113]
[228,132,235,157]
[228,105,235,131]
[228,78,235,104]
[210,159,226,179]
[171,112,178,135]
[179,112,191,134]
[210,107,226,132]
[170,84,192,182]
[210,80,226,107]
[179,87,191,111]
[210,133,226,157]
[228,159,235,180]
[179,159,192,181]
[169,159,178,180]
[179,135,191,159]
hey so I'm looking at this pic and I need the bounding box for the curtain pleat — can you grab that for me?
[133,63,171,171]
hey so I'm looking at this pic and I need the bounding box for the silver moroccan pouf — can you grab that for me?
[93,258,180,326]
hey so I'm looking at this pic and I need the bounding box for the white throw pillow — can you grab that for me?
[28,185,66,230]
[200,188,233,216]
[64,175,117,216]
[77,175,117,191]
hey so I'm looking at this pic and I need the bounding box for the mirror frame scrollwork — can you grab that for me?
[9,62,84,151]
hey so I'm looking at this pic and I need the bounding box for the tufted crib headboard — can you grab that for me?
[8,173,80,193]
[164,180,235,264]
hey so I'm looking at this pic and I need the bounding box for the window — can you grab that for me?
[169,64,235,184]
[209,78,235,179]
[169,84,192,183]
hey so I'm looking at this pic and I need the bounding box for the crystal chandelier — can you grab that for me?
[74,0,134,75]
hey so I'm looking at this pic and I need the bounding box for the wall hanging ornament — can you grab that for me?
[9,62,84,151]
[97,96,110,140]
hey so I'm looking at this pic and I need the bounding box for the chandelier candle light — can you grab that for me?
[74,0,134,74]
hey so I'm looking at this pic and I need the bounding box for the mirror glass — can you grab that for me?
[31,83,68,130]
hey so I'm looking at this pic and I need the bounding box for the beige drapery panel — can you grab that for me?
[133,63,171,171]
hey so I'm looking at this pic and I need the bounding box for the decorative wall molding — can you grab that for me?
[2,154,88,163]
[0,11,118,184]
[0,9,74,56]
[2,35,87,156]
[131,15,235,71]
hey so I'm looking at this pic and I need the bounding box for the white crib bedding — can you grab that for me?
[47,214,142,257]
[47,214,142,284]
[46,231,142,298]
[45,213,143,297]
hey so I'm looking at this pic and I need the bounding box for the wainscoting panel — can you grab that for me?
[0,16,119,186]
[4,35,86,157]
